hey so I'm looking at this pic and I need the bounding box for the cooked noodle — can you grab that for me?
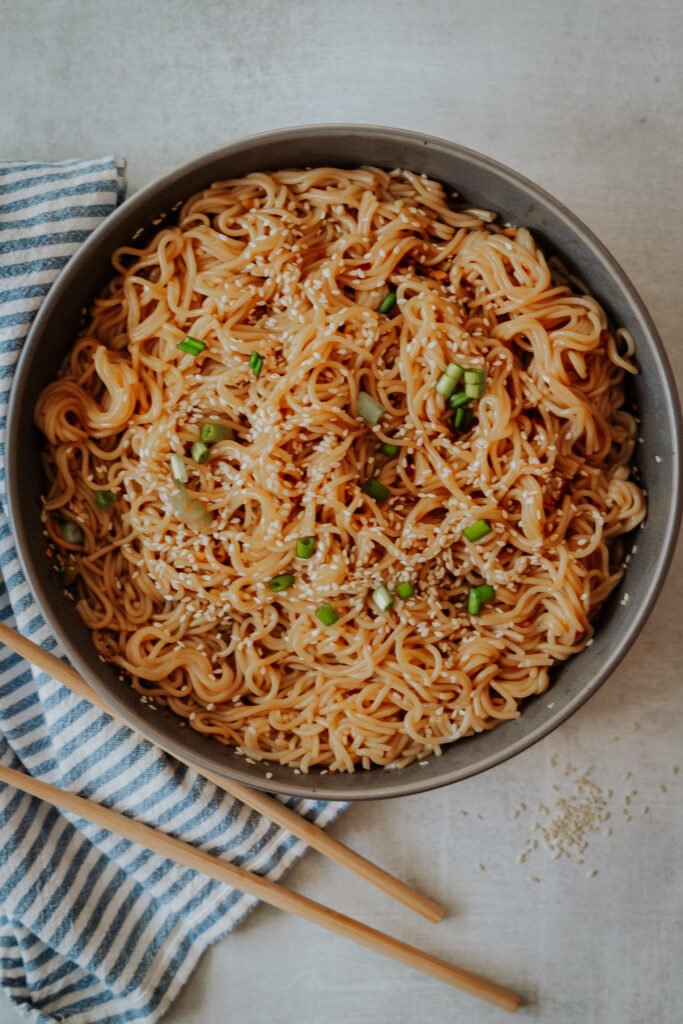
[36,166,646,772]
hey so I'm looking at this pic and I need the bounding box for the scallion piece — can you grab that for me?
[379,442,399,457]
[60,520,84,546]
[467,584,496,615]
[465,380,486,399]
[170,453,188,483]
[372,585,394,613]
[315,602,339,626]
[462,519,492,543]
[269,573,295,593]
[357,390,387,425]
[361,478,390,502]
[445,362,464,381]
[396,580,415,600]
[296,536,315,559]
[173,481,189,505]
[191,441,210,465]
[200,422,234,445]
[378,291,397,315]
[463,368,486,399]
[435,372,459,398]
[185,499,213,530]
[95,489,116,510]
[249,351,263,378]
[169,486,212,530]
[177,336,206,357]
[453,406,473,432]
[446,390,471,410]
[169,487,189,515]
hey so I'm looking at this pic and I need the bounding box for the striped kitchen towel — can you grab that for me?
[0,158,346,1024]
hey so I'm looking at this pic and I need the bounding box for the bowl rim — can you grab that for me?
[7,123,683,800]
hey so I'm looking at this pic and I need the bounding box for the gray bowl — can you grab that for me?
[7,125,682,800]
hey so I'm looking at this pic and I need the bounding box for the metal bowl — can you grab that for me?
[7,125,682,800]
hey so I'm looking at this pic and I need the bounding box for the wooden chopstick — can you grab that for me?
[0,621,443,923]
[0,762,520,1012]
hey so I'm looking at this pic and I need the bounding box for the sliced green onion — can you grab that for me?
[60,520,84,546]
[177,336,206,357]
[361,478,390,502]
[372,585,394,613]
[315,602,339,626]
[465,380,486,399]
[173,481,189,505]
[462,519,492,543]
[396,580,415,600]
[464,367,486,384]
[95,489,116,510]
[249,351,264,378]
[378,291,397,315]
[296,536,315,559]
[379,442,399,457]
[169,487,189,515]
[435,372,459,398]
[185,499,213,530]
[445,362,464,381]
[169,486,212,530]
[453,406,473,432]
[446,390,471,410]
[200,422,234,445]
[191,441,210,465]
[170,453,188,483]
[269,573,295,593]
[357,390,387,425]
[467,584,496,615]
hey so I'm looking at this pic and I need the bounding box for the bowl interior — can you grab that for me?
[7,125,682,800]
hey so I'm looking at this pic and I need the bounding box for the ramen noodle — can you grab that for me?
[36,167,646,772]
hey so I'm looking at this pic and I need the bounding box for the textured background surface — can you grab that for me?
[1,1,682,1021]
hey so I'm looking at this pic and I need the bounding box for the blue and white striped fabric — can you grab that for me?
[0,159,346,1024]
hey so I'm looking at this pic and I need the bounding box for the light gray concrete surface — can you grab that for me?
[1,1,682,1022]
